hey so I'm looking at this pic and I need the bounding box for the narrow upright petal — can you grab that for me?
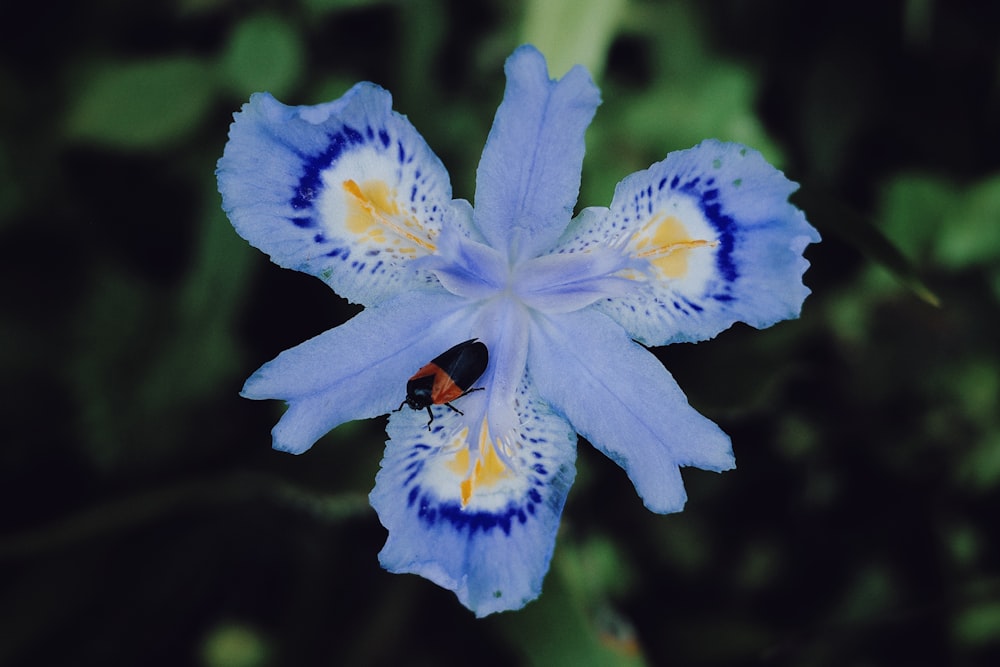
[553,140,819,345]
[217,85,454,306]
[370,377,577,616]
[528,309,734,514]
[473,45,601,262]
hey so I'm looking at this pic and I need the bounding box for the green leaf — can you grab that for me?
[957,431,1000,491]
[879,171,1000,271]
[794,188,941,306]
[618,64,782,164]
[66,57,216,149]
[934,173,1000,269]
[219,14,305,98]
[522,0,627,78]
[493,537,647,667]
[200,622,270,667]
[879,172,958,261]
[301,0,388,14]
[954,600,1000,646]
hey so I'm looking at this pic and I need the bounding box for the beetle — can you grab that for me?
[394,339,489,430]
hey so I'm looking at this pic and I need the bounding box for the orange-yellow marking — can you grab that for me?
[447,420,510,508]
[631,214,717,278]
[342,179,436,252]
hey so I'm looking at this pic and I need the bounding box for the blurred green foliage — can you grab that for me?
[67,57,218,149]
[2,0,999,665]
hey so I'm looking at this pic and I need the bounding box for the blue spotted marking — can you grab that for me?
[288,123,385,214]
[403,466,422,487]
[378,129,390,148]
[678,180,738,283]
[421,498,530,536]
[343,124,363,144]
[289,216,315,228]
[291,130,350,210]
[684,298,704,312]
[658,177,668,191]
[407,485,420,507]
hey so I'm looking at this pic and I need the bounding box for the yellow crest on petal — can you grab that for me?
[632,214,718,279]
[342,178,437,254]
[447,419,512,508]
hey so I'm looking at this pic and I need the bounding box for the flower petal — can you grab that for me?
[370,376,577,617]
[556,140,820,345]
[242,291,471,453]
[217,85,453,306]
[415,228,507,301]
[514,212,638,313]
[529,309,734,514]
[473,45,601,262]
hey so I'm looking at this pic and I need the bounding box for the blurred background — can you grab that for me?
[2,0,999,665]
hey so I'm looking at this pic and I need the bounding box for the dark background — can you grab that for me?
[2,0,999,665]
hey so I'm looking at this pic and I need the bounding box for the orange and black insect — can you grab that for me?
[394,339,489,430]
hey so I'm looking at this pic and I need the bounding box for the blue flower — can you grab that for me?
[217,45,819,616]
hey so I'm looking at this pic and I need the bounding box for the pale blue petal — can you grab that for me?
[370,376,577,616]
[217,85,453,306]
[557,140,820,345]
[513,245,637,313]
[529,309,734,514]
[242,291,472,453]
[473,45,601,262]
[472,297,532,440]
[415,228,507,300]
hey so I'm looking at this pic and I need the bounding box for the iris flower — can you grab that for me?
[217,45,819,616]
